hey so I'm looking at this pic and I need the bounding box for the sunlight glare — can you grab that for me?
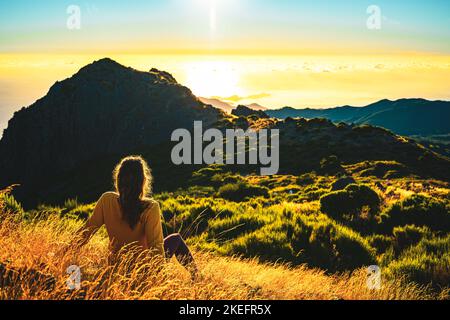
[184,60,242,98]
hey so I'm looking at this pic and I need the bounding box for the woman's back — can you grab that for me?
[77,155,197,278]
[87,192,164,256]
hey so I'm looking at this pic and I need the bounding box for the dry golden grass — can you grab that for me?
[0,211,438,301]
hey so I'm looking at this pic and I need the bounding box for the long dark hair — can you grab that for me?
[113,156,152,229]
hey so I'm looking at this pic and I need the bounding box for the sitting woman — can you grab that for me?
[75,155,197,277]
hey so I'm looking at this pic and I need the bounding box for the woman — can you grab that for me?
[76,155,197,277]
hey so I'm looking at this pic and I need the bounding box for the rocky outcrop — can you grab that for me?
[232,105,269,118]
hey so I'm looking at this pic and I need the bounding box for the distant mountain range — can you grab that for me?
[265,99,450,136]
[199,97,267,113]
[0,58,448,206]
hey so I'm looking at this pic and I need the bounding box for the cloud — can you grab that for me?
[212,93,271,102]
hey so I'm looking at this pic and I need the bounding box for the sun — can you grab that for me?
[184,60,242,98]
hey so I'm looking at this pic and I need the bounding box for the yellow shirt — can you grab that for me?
[87,192,164,257]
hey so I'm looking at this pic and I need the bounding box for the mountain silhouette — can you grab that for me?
[266,99,450,136]
[0,58,448,206]
[199,97,235,113]
[232,105,269,118]
[0,58,223,204]
[199,97,268,113]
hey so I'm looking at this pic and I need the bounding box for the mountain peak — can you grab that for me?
[93,57,121,66]
[78,57,127,73]
[72,58,179,86]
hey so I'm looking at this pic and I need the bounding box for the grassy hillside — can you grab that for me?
[1,164,449,300]
[0,201,439,300]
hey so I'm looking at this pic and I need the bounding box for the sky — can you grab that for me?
[0,1,450,134]
[1,0,450,54]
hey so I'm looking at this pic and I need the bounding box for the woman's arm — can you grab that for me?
[73,194,106,249]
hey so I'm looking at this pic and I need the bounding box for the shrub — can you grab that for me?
[305,218,376,272]
[384,235,450,288]
[393,225,430,252]
[0,193,24,216]
[380,195,450,233]
[228,225,294,263]
[320,184,380,220]
[208,205,376,272]
[331,176,356,191]
[298,186,330,201]
[217,182,269,202]
[332,226,377,271]
[211,173,241,186]
[159,197,185,223]
[344,184,380,211]
[178,203,217,236]
[319,155,345,175]
[319,190,351,218]
[296,173,316,186]
[64,204,95,220]
[359,161,408,179]
[289,213,376,272]
[190,165,226,186]
[367,234,393,254]
[63,198,80,212]
[207,214,267,241]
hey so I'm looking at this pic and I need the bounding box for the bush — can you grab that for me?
[63,198,80,212]
[207,214,267,241]
[359,161,408,179]
[190,165,227,186]
[211,174,241,186]
[296,173,316,186]
[64,204,95,220]
[0,193,24,216]
[345,184,380,211]
[319,155,345,175]
[304,218,376,272]
[217,182,269,202]
[393,225,430,252]
[228,225,294,263]
[331,176,356,191]
[207,205,376,272]
[288,213,376,272]
[380,195,450,233]
[319,190,351,218]
[384,235,450,288]
[320,184,380,220]
[367,234,393,254]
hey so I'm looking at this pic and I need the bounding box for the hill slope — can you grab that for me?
[266,99,450,136]
[0,212,433,300]
[245,117,449,181]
